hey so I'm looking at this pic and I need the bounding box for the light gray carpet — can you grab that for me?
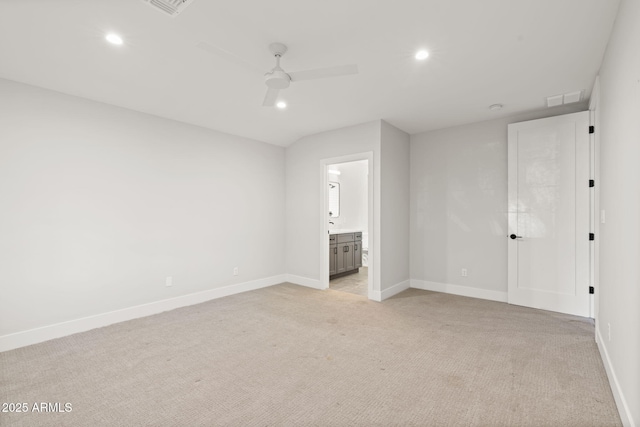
[0,285,621,426]
[330,267,368,296]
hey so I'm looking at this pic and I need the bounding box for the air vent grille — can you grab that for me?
[546,90,584,108]
[142,0,195,17]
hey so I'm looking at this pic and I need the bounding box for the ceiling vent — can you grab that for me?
[141,0,195,17]
[546,90,583,107]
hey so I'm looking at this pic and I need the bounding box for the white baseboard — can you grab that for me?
[596,326,635,427]
[0,274,287,353]
[370,279,410,302]
[410,279,508,303]
[285,274,324,290]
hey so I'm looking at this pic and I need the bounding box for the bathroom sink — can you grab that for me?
[329,229,361,235]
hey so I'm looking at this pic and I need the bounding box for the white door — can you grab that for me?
[507,111,590,317]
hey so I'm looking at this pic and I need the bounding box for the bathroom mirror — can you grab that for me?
[328,182,340,217]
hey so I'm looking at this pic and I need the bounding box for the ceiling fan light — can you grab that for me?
[276,101,287,109]
[260,42,359,108]
[265,70,291,89]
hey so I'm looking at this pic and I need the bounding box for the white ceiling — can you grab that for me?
[0,0,620,146]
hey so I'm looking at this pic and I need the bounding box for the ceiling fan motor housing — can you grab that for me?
[265,69,291,89]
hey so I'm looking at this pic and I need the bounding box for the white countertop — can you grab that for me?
[329,229,362,235]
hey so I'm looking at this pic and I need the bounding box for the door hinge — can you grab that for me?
[589,286,595,294]
[589,179,595,187]
[589,125,595,134]
[589,233,595,241]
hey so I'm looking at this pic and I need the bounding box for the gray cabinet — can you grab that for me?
[354,240,362,269]
[337,242,354,273]
[329,235,337,276]
[329,232,362,279]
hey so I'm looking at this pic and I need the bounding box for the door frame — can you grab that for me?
[507,111,591,317]
[589,77,600,321]
[320,152,374,298]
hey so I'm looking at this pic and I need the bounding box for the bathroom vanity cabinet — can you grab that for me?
[329,231,362,278]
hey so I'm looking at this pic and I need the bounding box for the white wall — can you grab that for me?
[380,122,410,292]
[409,105,588,299]
[0,79,285,337]
[285,121,381,290]
[285,120,410,297]
[327,160,368,234]
[597,0,640,424]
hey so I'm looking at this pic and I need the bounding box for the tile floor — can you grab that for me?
[329,267,368,296]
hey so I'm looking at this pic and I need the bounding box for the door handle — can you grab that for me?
[509,234,523,240]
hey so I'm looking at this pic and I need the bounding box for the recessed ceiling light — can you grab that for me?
[489,104,503,111]
[105,33,123,45]
[276,101,287,109]
[415,50,429,60]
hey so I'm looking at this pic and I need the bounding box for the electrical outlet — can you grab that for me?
[607,323,611,341]
[233,267,239,276]
[461,268,468,277]
[165,276,173,287]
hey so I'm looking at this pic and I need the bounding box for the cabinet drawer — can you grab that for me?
[355,232,362,241]
[337,233,354,243]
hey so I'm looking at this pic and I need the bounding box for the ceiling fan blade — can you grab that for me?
[196,41,264,73]
[263,88,280,107]
[288,64,358,82]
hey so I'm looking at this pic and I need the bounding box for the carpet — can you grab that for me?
[0,284,621,426]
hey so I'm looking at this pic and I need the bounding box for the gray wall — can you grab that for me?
[380,121,410,290]
[0,79,286,336]
[597,0,640,423]
[409,105,587,297]
[284,119,410,295]
[284,121,381,289]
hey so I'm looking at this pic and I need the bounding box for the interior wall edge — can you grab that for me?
[285,274,324,290]
[369,279,410,302]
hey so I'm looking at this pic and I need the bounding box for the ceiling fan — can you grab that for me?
[261,42,358,107]
[196,40,358,107]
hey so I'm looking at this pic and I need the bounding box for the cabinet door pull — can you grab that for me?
[354,244,358,250]
[333,247,337,254]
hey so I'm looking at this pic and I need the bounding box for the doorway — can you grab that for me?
[507,111,591,317]
[320,153,373,298]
